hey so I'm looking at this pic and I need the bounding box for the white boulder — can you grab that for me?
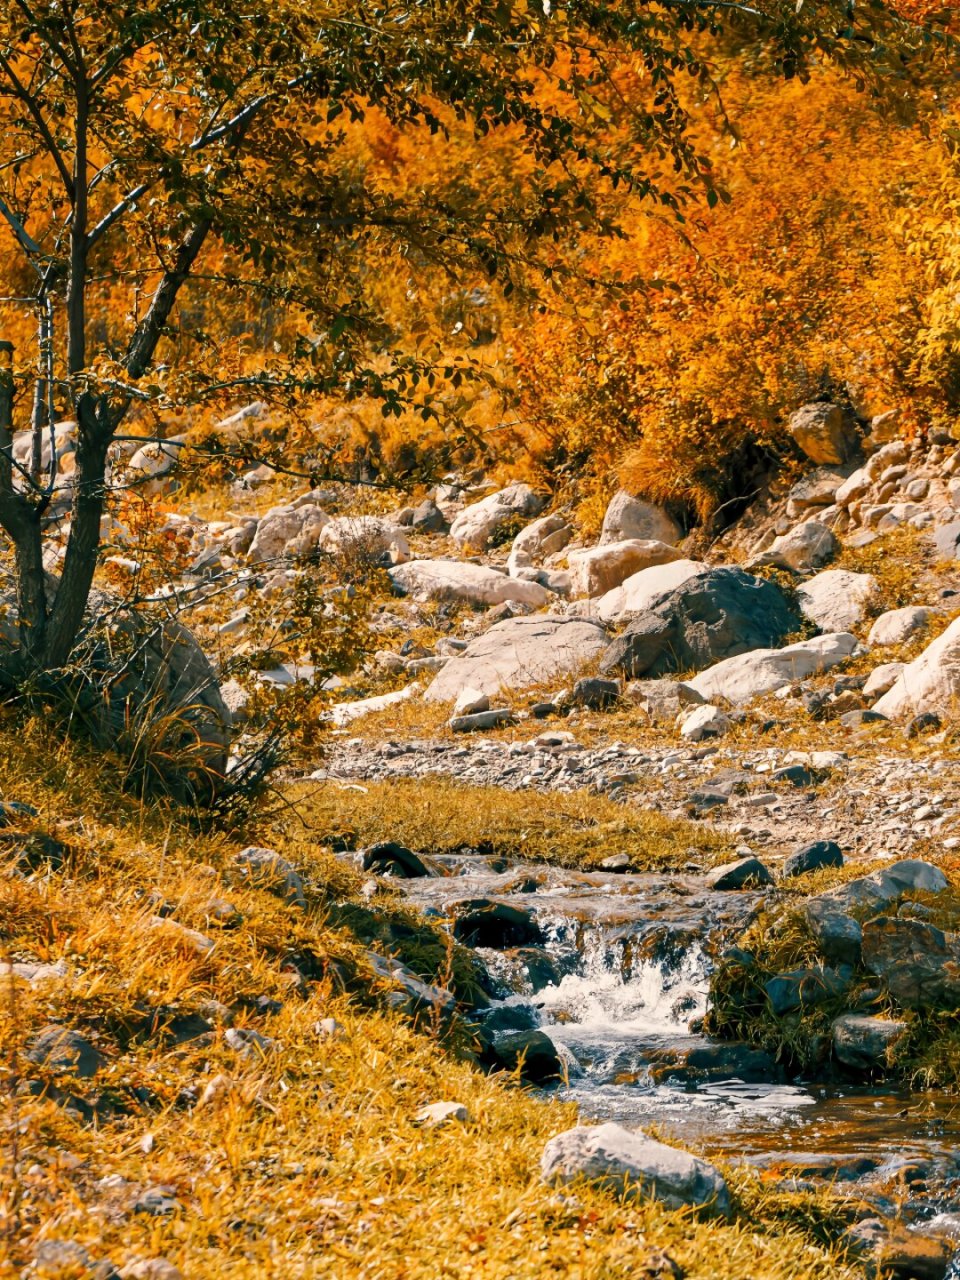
[596,559,709,624]
[567,539,682,599]
[873,615,960,721]
[507,514,572,575]
[863,662,906,698]
[687,633,858,706]
[389,560,550,608]
[753,520,838,573]
[680,704,731,742]
[316,516,410,560]
[599,491,680,546]
[797,569,877,632]
[449,482,547,550]
[424,615,607,702]
[867,606,930,648]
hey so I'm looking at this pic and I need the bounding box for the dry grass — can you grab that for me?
[0,717,866,1279]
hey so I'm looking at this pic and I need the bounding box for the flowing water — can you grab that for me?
[399,854,960,1236]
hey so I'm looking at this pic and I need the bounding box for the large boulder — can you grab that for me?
[797,569,877,632]
[424,615,607,702]
[867,606,930,648]
[316,516,409,559]
[599,567,802,680]
[787,402,859,465]
[247,503,330,563]
[687,633,858,705]
[541,1123,729,1214]
[862,916,960,1010]
[873,615,960,721]
[599,491,680,546]
[449,483,547,550]
[832,1014,908,1071]
[389,560,550,608]
[567,539,682,599]
[596,558,708,624]
[751,520,839,573]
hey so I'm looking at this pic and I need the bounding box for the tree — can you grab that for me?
[0,0,942,687]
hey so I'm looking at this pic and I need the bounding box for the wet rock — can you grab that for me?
[802,903,862,965]
[424,616,608,702]
[361,842,432,878]
[482,1004,539,1033]
[649,1042,781,1085]
[389,559,550,608]
[843,1218,953,1280]
[25,1026,103,1078]
[868,606,931,647]
[782,840,844,878]
[707,857,774,891]
[832,1014,908,1071]
[599,491,680,547]
[797,569,878,632]
[568,539,682,598]
[493,1029,563,1082]
[874,614,960,722]
[541,1122,730,1215]
[234,847,306,907]
[600,567,802,680]
[414,1101,469,1127]
[449,483,547,550]
[862,916,960,1010]
[450,708,516,733]
[764,966,851,1016]
[787,402,859,466]
[452,901,544,949]
[687,633,858,706]
[679,704,730,743]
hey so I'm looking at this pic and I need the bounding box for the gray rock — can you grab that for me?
[707,857,774,891]
[568,539,682,597]
[862,916,960,1010]
[411,498,448,533]
[751,520,839,573]
[781,840,843,878]
[933,518,960,560]
[832,1014,908,1071]
[414,1101,469,1127]
[493,1030,563,1082]
[225,1027,276,1059]
[570,677,621,710]
[680,704,731,742]
[449,708,516,733]
[541,1122,729,1214]
[424,616,608,702]
[687,633,858,706]
[863,661,906,697]
[25,1026,103,1078]
[797,569,878,632]
[596,558,708,623]
[764,966,851,1015]
[599,567,802,680]
[389,559,550,608]
[802,903,863,966]
[599,491,680,546]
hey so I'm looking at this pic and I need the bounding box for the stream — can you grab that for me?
[396,851,960,1246]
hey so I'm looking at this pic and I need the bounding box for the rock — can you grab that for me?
[366,951,456,1021]
[707,857,774,890]
[25,1026,103,1078]
[873,614,960,721]
[867,607,930,647]
[933,518,960,560]
[452,900,543,948]
[411,498,448,533]
[784,469,844,518]
[764,966,851,1015]
[493,1030,563,1082]
[449,708,515,732]
[128,436,186,492]
[803,903,863,965]
[541,1122,729,1214]
[832,1014,908,1071]
[787,402,858,465]
[687,633,858,706]
[599,567,802,680]
[133,1186,183,1217]
[751,520,839,573]
[449,483,548,550]
[782,840,843,878]
[599,491,680,546]
[247,504,330,562]
[507,514,572,573]
[596,558,709,624]
[316,516,410,560]
[149,916,215,956]
[567,539,682,598]
[627,678,705,723]
[862,916,960,1010]
[843,1218,953,1280]
[424,616,608,702]
[326,683,422,727]
[234,847,306,907]
[414,1101,469,1127]
[453,688,490,717]
[362,842,431,878]
[797,569,878,632]
[835,466,873,505]
[225,1027,276,1059]
[680,705,731,742]
[25,1241,106,1279]
[389,559,550,608]
[863,662,906,698]
[570,677,621,710]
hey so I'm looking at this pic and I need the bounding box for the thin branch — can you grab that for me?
[0,49,74,197]
[0,195,42,255]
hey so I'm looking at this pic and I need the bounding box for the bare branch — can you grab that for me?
[0,49,74,197]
